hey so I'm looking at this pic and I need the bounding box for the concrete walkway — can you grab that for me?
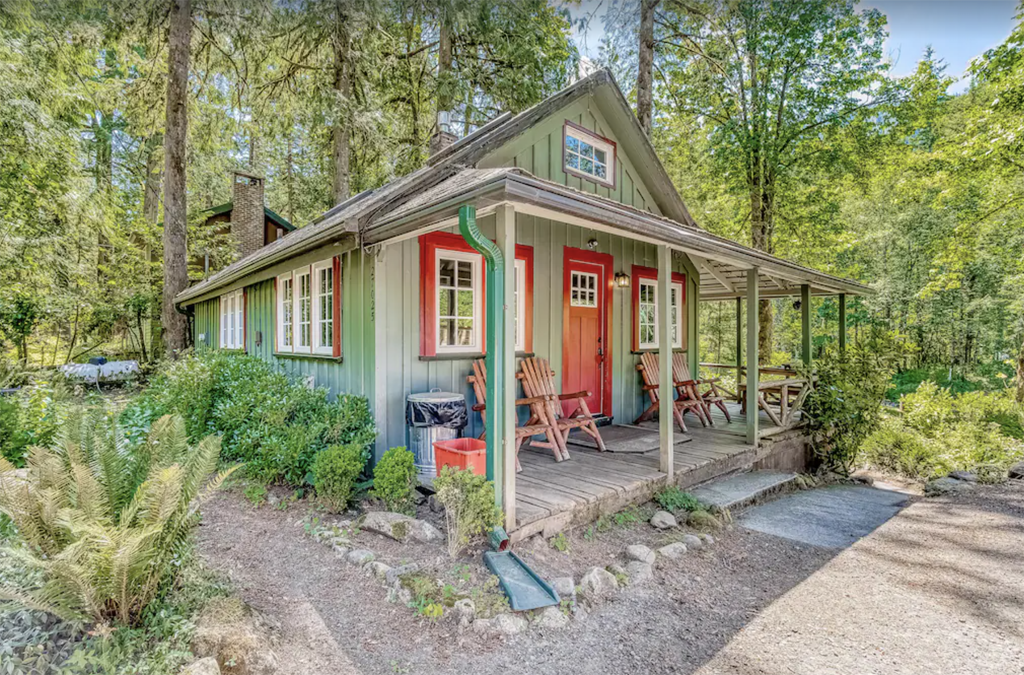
[698,482,1024,675]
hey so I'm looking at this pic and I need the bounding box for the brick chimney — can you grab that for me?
[231,170,265,258]
[428,110,457,157]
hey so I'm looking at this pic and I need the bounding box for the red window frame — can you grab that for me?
[419,231,533,357]
[631,264,686,352]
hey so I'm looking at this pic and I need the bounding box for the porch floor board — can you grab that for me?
[511,403,769,540]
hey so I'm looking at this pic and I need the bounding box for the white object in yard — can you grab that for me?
[60,360,141,384]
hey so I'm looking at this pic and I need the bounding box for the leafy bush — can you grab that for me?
[122,352,377,485]
[0,379,69,466]
[0,410,237,625]
[433,467,503,558]
[371,446,417,513]
[803,330,908,472]
[654,486,703,513]
[312,443,365,512]
[862,382,1024,479]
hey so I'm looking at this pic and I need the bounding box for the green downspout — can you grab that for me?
[458,205,505,486]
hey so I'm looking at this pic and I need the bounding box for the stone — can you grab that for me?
[1009,461,1024,480]
[850,471,875,486]
[331,543,350,557]
[428,494,444,512]
[925,477,974,496]
[181,657,220,675]
[624,544,655,565]
[550,576,576,599]
[687,510,722,531]
[490,613,528,636]
[949,470,978,483]
[534,606,570,630]
[386,581,414,605]
[658,542,688,559]
[606,563,627,577]
[192,598,277,675]
[346,549,375,566]
[579,567,619,600]
[623,561,654,585]
[650,510,677,529]
[360,511,443,544]
[451,598,475,627]
[366,561,392,581]
[385,563,420,586]
[699,533,715,545]
[681,534,703,550]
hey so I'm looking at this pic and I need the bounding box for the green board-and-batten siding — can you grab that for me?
[190,247,378,450]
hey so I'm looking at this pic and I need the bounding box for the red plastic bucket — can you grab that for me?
[433,437,487,476]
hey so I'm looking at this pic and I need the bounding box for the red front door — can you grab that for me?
[562,247,613,418]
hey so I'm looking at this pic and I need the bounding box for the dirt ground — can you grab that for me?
[196,480,1024,675]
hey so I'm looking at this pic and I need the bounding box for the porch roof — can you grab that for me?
[368,167,871,300]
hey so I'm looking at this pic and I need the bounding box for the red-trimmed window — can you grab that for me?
[219,288,244,350]
[276,256,342,357]
[631,265,686,351]
[419,232,533,357]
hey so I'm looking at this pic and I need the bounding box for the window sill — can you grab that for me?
[219,348,246,354]
[420,351,534,362]
[274,351,344,363]
[631,348,687,355]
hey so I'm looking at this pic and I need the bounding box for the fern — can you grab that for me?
[0,409,239,626]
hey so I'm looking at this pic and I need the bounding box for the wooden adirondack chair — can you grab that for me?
[634,351,708,432]
[467,359,566,470]
[518,357,606,454]
[673,353,731,424]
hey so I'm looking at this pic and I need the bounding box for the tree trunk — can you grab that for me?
[636,0,659,136]
[161,0,192,358]
[1016,332,1024,403]
[750,178,774,363]
[331,1,351,205]
[437,18,452,117]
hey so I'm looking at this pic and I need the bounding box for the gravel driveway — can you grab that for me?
[196,481,1024,675]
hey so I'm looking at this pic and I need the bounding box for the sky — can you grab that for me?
[568,0,1020,93]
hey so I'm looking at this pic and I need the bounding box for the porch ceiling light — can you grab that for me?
[614,271,630,288]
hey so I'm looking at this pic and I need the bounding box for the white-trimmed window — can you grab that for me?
[219,289,244,350]
[276,257,338,356]
[636,278,684,350]
[564,122,615,187]
[436,249,482,353]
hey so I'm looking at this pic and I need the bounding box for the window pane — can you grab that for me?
[566,135,579,153]
[566,153,579,169]
[439,288,453,316]
[457,260,473,287]
[580,157,594,174]
[580,141,593,159]
[456,319,473,346]
[595,148,606,163]
[595,164,606,179]
[457,290,473,317]
[439,318,454,346]
[438,258,455,286]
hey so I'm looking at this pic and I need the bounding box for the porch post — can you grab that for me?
[838,293,847,353]
[495,204,517,527]
[658,244,674,478]
[735,297,742,393]
[746,269,759,444]
[800,284,812,366]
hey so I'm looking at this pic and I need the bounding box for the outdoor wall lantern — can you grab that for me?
[614,271,630,288]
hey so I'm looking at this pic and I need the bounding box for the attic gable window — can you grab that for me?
[276,257,341,358]
[563,122,615,188]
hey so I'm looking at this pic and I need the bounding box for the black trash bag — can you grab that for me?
[407,397,468,429]
[88,356,108,366]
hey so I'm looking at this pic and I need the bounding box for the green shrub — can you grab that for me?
[312,443,365,512]
[655,486,703,513]
[122,352,377,485]
[0,379,69,466]
[0,410,237,625]
[371,446,418,513]
[433,466,502,558]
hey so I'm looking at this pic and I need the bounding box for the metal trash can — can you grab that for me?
[406,389,468,484]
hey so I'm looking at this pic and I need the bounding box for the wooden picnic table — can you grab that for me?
[737,377,814,428]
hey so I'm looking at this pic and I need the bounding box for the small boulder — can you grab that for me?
[1009,461,1024,480]
[346,549,375,566]
[386,580,414,605]
[385,563,420,586]
[686,510,722,531]
[366,561,392,581]
[579,567,619,600]
[451,598,475,627]
[623,561,654,585]
[331,543,350,557]
[925,477,974,496]
[551,576,575,600]
[490,613,528,636]
[658,542,688,559]
[534,606,570,630]
[624,544,655,565]
[681,534,703,550]
[851,470,875,485]
[360,511,442,543]
[606,563,627,577]
[181,657,220,675]
[650,510,677,529]
[192,598,277,675]
[699,533,715,545]
[948,470,978,483]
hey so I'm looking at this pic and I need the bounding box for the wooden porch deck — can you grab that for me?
[511,403,788,541]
